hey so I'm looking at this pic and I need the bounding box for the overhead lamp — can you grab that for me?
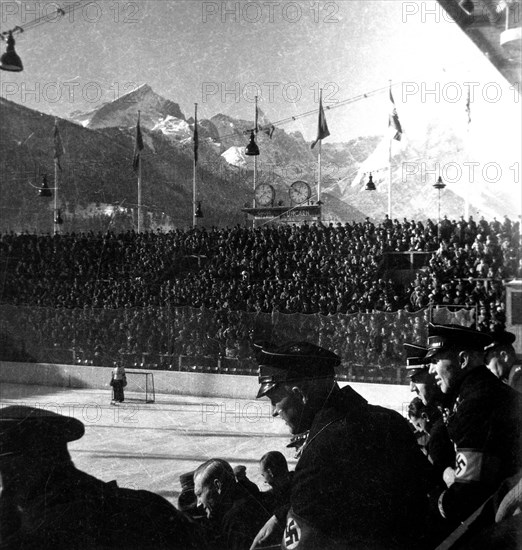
[0,31,23,72]
[245,130,260,156]
[195,201,203,218]
[38,175,52,198]
[365,173,376,191]
[54,209,63,225]
[433,176,446,190]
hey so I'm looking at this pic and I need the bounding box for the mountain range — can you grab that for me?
[0,84,512,234]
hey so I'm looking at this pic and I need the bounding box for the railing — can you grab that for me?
[1,304,476,384]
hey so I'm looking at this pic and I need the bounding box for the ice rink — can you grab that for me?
[0,380,412,507]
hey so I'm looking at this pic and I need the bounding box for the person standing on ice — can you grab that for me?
[110,361,126,403]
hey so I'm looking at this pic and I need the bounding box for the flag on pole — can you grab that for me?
[133,112,144,172]
[193,104,199,164]
[311,91,330,149]
[465,86,471,124]
[257,105,275,139]
[53,118,64,171]
[389,87,403,141]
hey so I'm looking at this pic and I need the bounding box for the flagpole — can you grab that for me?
[388,137,392,220]
[193,103,198,228]
[54,157,59,235]
[136,110,142,233]
[253,96,258,211]
[317,89,324,222]
[464,86,470,220]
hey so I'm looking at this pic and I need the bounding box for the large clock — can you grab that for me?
[255,184,275,207]
[289,181,311,204]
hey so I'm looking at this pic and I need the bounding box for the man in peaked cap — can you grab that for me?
[404,342,443,407]
[485,330,522,393]
[0,405,206,549]
[426,323,522,525]
[403,343,455,491]
[252,341,433,550]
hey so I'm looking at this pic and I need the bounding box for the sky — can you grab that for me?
[1,0,521,207]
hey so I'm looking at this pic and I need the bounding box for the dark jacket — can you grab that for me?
[0,465,205,550]
[211,486,272,550]
[427,417,456,480]
[439,366,522,523]
[284,385,433,549]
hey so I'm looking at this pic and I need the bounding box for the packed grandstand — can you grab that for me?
[0,214,519,381]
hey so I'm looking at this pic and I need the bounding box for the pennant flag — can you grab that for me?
[311,91,330,149]
[133,112,144,172]
[465,86,471,124]
[389,87,403,141]
[53,118,64,171]
[257,105,275,139]
[193,104,199,164]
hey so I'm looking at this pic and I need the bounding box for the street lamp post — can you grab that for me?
[433,176,446,242]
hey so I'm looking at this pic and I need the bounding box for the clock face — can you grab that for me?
[289,181,311,204]
[255,184,275,206]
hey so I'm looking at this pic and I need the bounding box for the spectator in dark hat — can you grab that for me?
[233,465,260,499]
[178,470,205,520]
[0,406,205,549]
[193,458,270,550]
[404,342,443,407]
[485,330,522,393]
[426,323,522,525]
[253,341,433,550]
[258,450,293,517]
[407,396,455,486]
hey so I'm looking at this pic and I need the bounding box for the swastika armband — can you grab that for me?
[454,449,484,482]
[283,517,301,549]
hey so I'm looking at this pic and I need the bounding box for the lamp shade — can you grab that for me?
[365,173,376,191]
[433,176,446,190]
[245,131,260,156]
[0,32,23,72]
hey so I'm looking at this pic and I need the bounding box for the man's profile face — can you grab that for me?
[259,464,274,487]
[193,474,220,519]
[486,349,513,381]
[265,385,308,435]
[428,350,460,394]
[409,370,439,405]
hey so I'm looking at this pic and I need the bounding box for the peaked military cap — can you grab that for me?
[403,342,429,377]
[256,341,340,398]
[425,323,493,360]
[484,330,516,351]
[0,405,84,457]
[403,343,429,368]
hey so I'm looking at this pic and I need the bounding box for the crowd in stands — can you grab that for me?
[0,215,519,369]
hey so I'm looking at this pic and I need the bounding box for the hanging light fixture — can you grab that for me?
[38,175,52,198]
[244,130,260,156]
[195,201,203,218]
[433,176,446,191]
[0,31,23,72]
[54,209,63,225]
[365,173,376,191]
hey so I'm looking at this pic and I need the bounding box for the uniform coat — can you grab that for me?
[439,366,522,523]
[283,385,433,550]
